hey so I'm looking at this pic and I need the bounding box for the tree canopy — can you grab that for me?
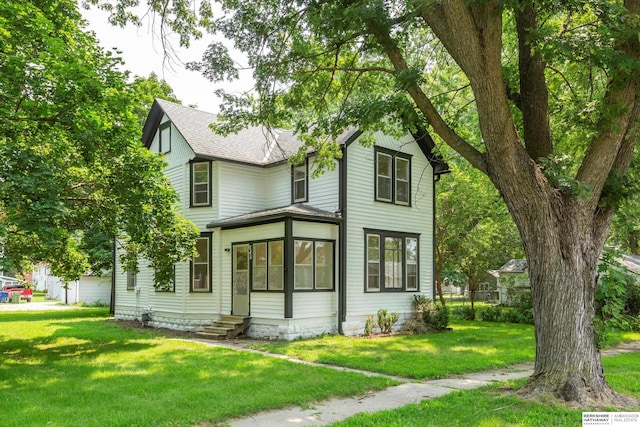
[0,0,198,283]
[436,157,523,306]
[90,0,640,406]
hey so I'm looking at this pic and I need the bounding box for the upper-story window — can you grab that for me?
[375,147,411,205]
[292,160,308,203]
[159,122,171,153]
[191,162,211,207]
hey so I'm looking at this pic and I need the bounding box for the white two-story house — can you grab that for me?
[113,99,449,340]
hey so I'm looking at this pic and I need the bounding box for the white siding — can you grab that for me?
[265,163,292,207]
[344,132,434,320]
[251,293,285,318]
[218,162,267,218]
[308,158,340,212]
[292,292,337,319]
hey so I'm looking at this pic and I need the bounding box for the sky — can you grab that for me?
[81,6,251,114]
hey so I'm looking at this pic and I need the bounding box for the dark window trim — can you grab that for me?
[190,232,213,293]
[374,147,412,206]
[364,228,420,292]
[291,158,309,203]
[293,238,336,292]
[190,161,212,207]
[159,122,172,153]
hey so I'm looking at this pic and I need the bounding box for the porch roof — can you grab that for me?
[207,204,342,230]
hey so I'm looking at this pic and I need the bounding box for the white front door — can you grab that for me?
[232,244,250,316]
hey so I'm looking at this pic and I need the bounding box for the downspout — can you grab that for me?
[338,147,347,334]
[110,238,116,315]
[433,176,438,301]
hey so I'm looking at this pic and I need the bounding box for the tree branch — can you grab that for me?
[360,5,488,173]
[515,3,553,160]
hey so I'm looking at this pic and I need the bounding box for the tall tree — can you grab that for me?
[436,158,523,307]
[130,73,181,126]
[0,0,198,284]
[95,0,640,406]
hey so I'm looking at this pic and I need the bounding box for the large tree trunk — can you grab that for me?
[517,205,614,404]
[505,193,635,407]
[378,0,639,407]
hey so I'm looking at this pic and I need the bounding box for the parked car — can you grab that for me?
[2,284,33,302]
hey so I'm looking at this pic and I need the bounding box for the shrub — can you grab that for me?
[422,303,450,331]
[364,315,376,336]
[499,309,519,323]
[478,305,502,322]
[456,306,476,321]
[377,308,399,334]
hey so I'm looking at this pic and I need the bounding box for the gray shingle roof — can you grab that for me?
[498,259,528,273]
[152,99,359,166]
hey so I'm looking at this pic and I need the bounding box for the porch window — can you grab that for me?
[365,230,419,292]
[268,241,284,290]
[294,240,313,289]
[191,234,211,292]
[375,147,411,205]
[250,240,284,291]
[191,162,211,207]
[315,241,334,290]
[292,161,308,203]
[252,242,267,290]
[294,239,335,291]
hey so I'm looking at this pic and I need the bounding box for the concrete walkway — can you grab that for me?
[190,339,640,427]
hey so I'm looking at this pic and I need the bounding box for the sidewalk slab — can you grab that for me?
[229,382,456,427]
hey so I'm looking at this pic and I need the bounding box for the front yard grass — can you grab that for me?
[250,320,537,379]
[0,309,395,427]
[332,353,640,426]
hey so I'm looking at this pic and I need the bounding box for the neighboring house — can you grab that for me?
[113,99,449,340]
[496,259,529,306]
[473,271,499,302]
[33,264,111,305]
[497,255,640,306]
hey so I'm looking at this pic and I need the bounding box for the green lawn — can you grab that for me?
[0,309,395,427]
[250,320,537,379]
[331,353,640,426]
[3,309,638,427]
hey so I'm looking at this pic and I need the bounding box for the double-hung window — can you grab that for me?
[365,230,419,292]
[292,161,308,203]
[191,162,211,207]
[191,233,212,292]
[126,271,137,290]
[251,240,284,291]
[375,148,411,205]
[294,239,335,290]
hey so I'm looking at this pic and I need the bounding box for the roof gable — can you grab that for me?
[142,99,445,168]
